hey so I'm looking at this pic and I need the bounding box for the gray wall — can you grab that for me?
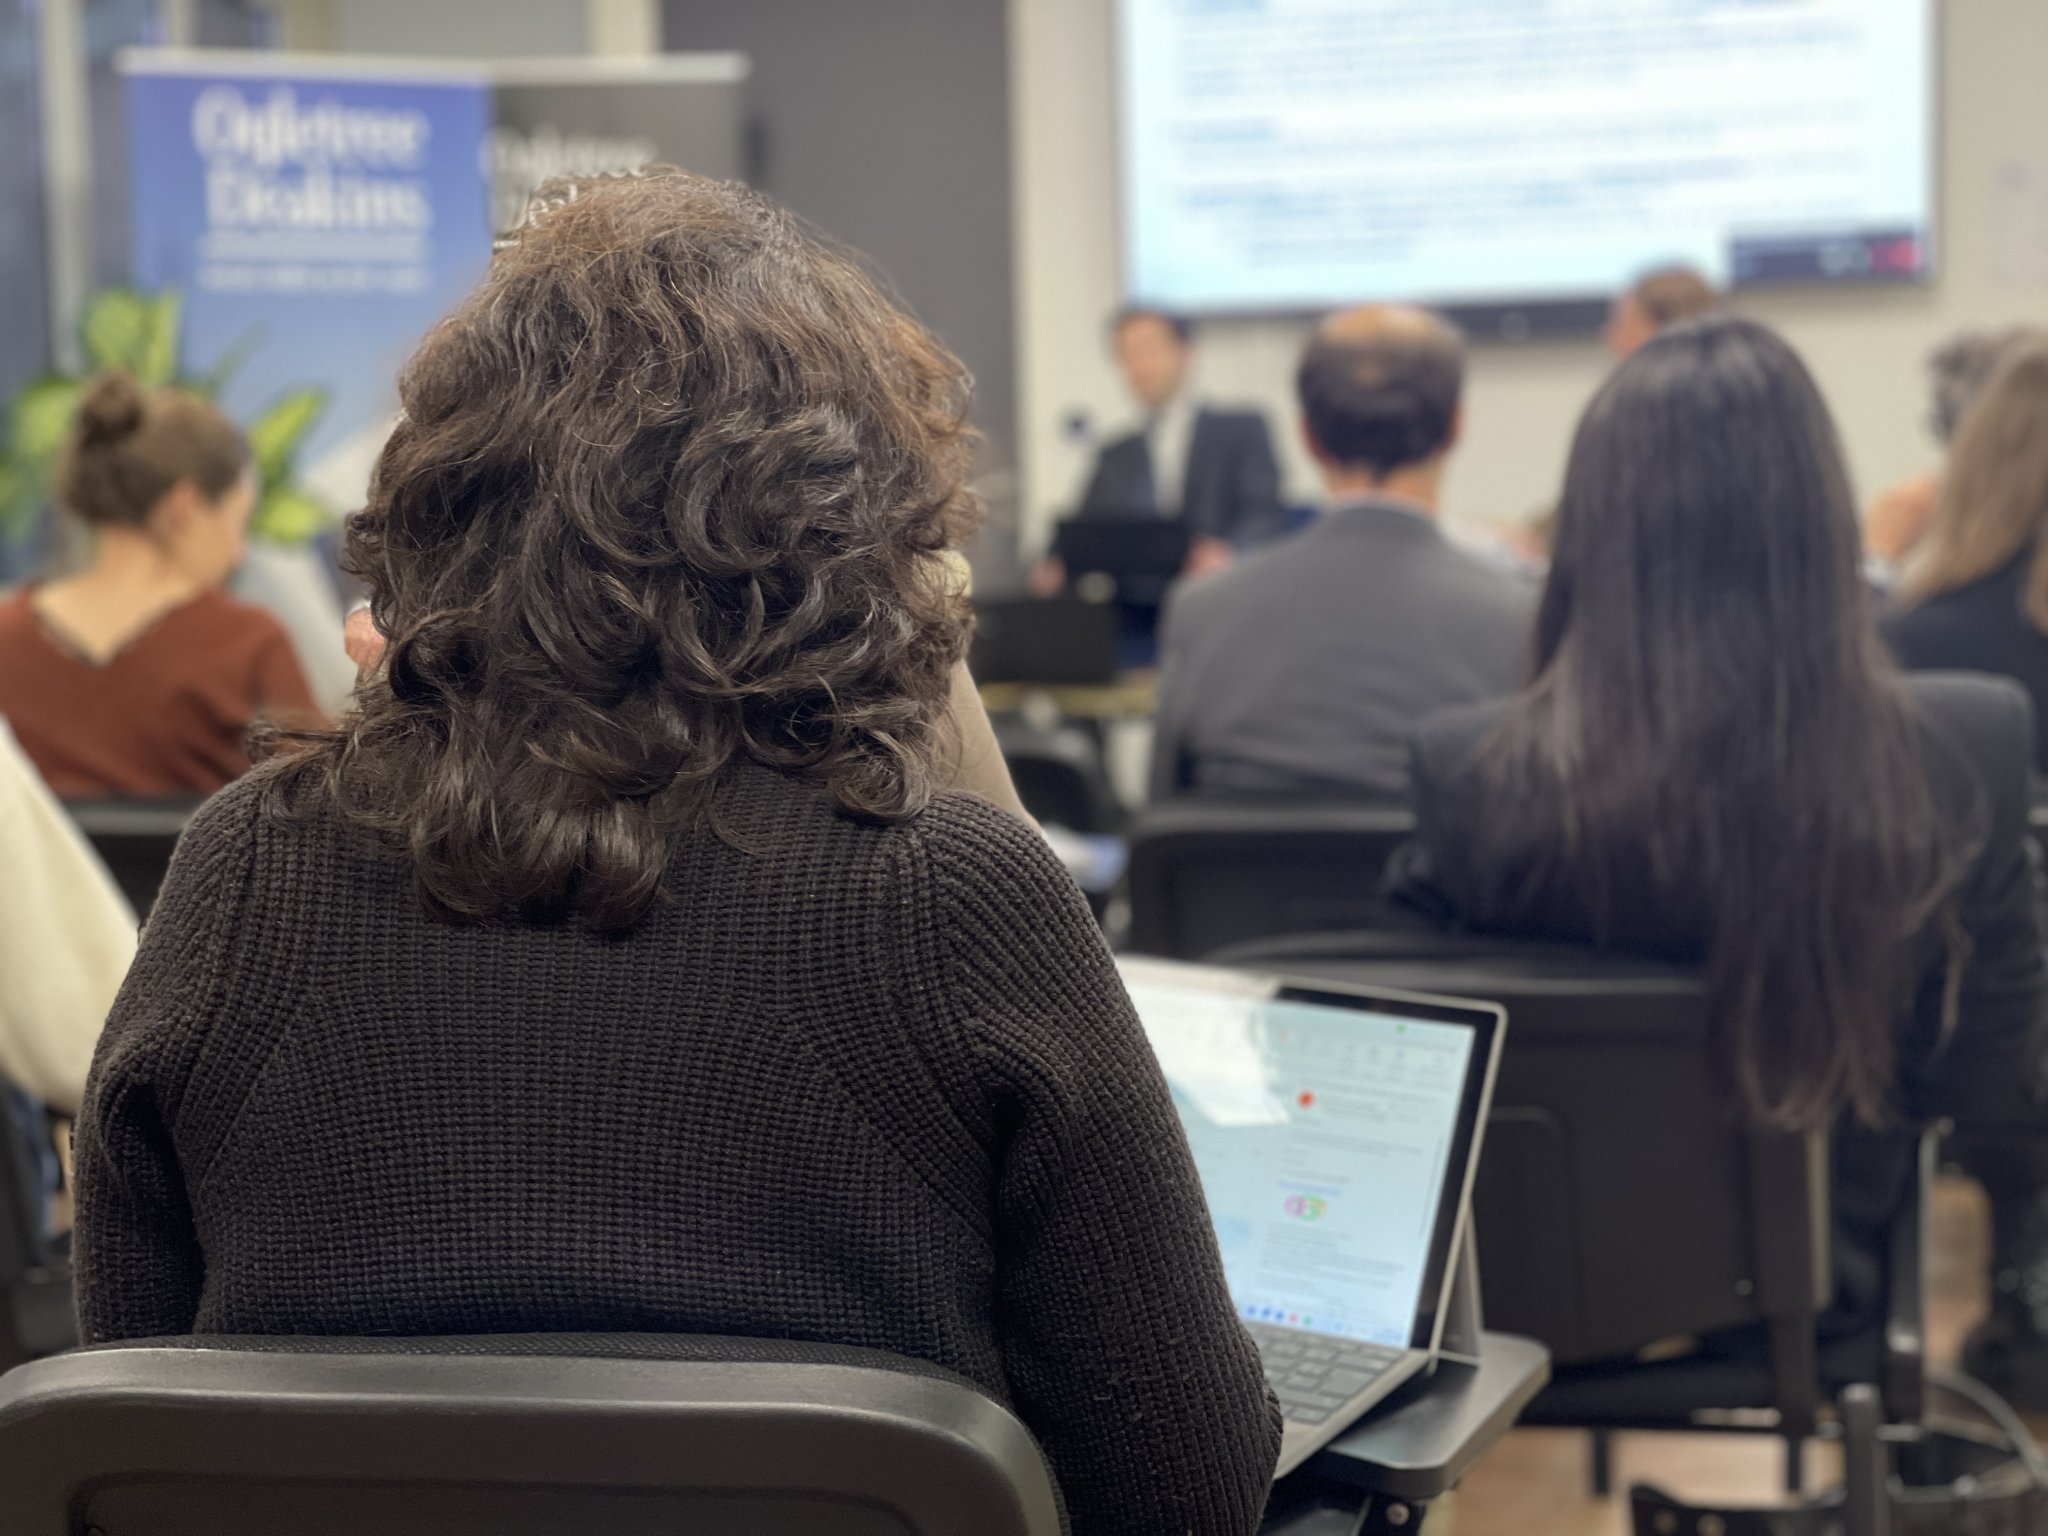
[334,0,584,56]
[661,0,1017,479]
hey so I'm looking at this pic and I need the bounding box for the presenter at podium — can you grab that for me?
[1036,307,1283,596]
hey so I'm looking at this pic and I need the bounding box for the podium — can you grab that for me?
[1263,1236,1551,1533]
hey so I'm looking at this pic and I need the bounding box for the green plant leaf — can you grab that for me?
[10,377,86,463]
[79,288,155,376]
[139,289,183,386]
[196,325,263,399]
[246,388,326,486]
[250,484,332,545]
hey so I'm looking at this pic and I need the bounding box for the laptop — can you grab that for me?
[1052,517,1192,582]
[1118,956,1505,1476]
[970,597,1120,686]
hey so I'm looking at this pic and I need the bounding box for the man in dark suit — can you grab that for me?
[1077,308,1283,544]
[1150,305,1534,802]
[1036,308,1282,597]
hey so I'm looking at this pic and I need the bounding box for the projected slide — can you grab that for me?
[1119,0,1934,313]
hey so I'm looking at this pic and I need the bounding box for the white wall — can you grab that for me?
[1009,0,2048,551]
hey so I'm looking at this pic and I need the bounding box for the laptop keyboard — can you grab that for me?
[1248,1323,1407,1426]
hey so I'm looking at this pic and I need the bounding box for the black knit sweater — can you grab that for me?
[74,765,1281,1532]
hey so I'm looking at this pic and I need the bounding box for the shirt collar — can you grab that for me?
[1328,490,1436,523]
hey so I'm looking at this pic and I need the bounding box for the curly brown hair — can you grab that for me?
[267,168,981,928]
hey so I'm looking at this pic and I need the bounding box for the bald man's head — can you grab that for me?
[1296,306,1465,480]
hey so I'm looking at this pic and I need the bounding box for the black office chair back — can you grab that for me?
[1213,936,1830,1370]
[61,797,201,919]
[0,1334,1065,1535]
[993,718,1123,834]
[1125,799,1415,958]
[0,1088,61,1365]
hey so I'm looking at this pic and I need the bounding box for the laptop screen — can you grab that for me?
[1120,959,1496,1351]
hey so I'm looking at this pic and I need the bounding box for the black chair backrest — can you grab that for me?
[61,798,200,920]
[0,1334,1065,1535]
[1125,799,1415,959]
[993,718,1123,834]
[971,597,1120,687]
[1213,935,1831,1370]
[0,1091,54,1349]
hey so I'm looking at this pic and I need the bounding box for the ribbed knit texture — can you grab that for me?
[73,764,1281,1533]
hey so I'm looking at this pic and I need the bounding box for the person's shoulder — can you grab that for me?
[908,790,1061,875]
[906,792,1091,917]
[1159,538,1302,646]
[0,587,36,638]
[1431,531,1539,603]
[181,588,294,649]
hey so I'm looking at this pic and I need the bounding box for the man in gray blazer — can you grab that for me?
[1150,306,1534,803]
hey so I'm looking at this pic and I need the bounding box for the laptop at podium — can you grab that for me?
[1119,957,1504,1476]
[1052,517,1191,586]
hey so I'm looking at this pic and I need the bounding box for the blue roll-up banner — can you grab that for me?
[113,52,745,707]
[122,56,496,514]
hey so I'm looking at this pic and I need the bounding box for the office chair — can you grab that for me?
[61,797,201,920]
[0,1333,1065,1535]
[1124,799,1415,959]
[992,717,1124,834]
[0,1090,71,1370]
[1214,932,1930,1498]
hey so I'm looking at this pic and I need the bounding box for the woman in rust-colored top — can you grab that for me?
[0,374,318,799]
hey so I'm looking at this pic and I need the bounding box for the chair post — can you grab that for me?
[1840,1383,1891,1536]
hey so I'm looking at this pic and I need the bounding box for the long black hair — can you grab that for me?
[1481,316,1970,1129]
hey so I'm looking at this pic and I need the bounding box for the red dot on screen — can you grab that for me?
[1297,1091,1315,1110]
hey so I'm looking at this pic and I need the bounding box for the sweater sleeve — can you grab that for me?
[918,798,1281,1535]
[0,720,136,1113]
[73,780,260,1343]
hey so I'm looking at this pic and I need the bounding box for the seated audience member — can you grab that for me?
[1602,263,1722,360]
[1884,344,2048,770]
[1034,306,1283,595]
[0,717,134,1114]
[1390,316,2047,1382]
[1149,306,1534,801]
[1866,328,2048,577]
[73,170,1279,1531]
[0,375,318,797]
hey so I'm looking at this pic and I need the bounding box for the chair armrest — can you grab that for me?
[1881,1125,1938,1426]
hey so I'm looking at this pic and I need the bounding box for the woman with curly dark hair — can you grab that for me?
[72,170,1280,1531]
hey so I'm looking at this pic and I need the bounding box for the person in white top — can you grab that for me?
[0,717,136,1113]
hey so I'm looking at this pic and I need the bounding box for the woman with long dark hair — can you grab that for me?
[1391,315,2046,1363]
[72,170,1279,1531]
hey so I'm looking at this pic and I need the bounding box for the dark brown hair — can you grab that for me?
[56,372,249,527]
[1295,309,1463,480]
[267,168,981,929]
[1903,340,2048,629]
[1629,265,1722,329]
[1111,305,1193,344]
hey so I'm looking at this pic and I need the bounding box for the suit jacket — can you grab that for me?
[1149,499,1535,802]
[1883,555,2048,772]
[1079,406,1283,544]
[1388,674,2048,1355]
